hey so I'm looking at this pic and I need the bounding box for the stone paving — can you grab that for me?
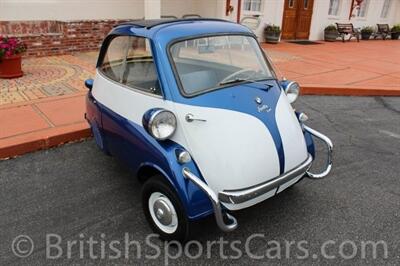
[0,52,97,105]
[263,40,400,92]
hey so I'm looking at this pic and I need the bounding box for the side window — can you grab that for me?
[101,36,128,83]
[101,36,161,96]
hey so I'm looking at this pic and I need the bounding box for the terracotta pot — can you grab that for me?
[0,55,23,79]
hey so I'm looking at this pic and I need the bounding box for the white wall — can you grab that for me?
[0,0,145,21]
[161,0,195,18]
[217,0,285,41]
[160,0,219,18]
[193,0,220,18]
[212,0,400,41]
[1,0,398,39]
[310,0,400,40]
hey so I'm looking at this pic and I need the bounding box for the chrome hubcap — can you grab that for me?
[153,198,173,225]
[148,192,178,234]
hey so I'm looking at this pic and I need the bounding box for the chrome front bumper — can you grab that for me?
[219,154,313,205]
[182,125,333,232]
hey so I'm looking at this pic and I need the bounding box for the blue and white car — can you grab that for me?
[85,19,333,241]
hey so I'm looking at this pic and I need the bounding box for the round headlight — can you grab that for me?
[285,82,300,103]
[147,109,177,140]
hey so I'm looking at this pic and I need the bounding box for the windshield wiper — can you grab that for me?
[219,78,248,86]
[219,78,274,90]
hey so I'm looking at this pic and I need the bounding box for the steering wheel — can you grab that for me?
[220,68,258,84]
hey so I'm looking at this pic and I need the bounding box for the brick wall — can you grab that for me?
[0,20,131,57]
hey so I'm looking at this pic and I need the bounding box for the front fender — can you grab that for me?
[97,100,213,220]
[138,140,214,221]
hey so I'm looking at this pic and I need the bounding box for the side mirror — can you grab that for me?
[85,79,94,90]
[280,79,300,103]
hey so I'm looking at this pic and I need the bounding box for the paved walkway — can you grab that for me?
[0,53,97,158]
[263,40,400,95]
[1,41,400,158]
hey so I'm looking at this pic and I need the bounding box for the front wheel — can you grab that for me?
[142,175,192,242]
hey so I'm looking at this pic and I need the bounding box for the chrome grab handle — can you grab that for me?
[185,114,207,123]
[182,167,238,232]
[304,125,333,179]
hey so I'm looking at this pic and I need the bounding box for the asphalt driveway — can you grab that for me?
[1,96,399,265]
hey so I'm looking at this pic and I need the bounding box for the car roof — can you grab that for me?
[116,18,228,29]
[110,18,254,42]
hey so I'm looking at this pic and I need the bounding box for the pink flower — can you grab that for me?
[8,38,17,46]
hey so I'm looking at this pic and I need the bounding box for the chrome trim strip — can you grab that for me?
[219,154,313,204]
[304,125,333,179]
[182,168,238,232]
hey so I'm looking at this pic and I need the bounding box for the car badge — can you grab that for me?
[257,104,271,113]
[255,97,262,105]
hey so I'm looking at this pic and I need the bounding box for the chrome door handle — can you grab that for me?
[185,114,207,123]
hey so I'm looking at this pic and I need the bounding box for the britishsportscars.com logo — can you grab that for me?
[11,233,390,264]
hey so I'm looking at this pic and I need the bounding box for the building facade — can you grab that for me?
[1,0,399,56]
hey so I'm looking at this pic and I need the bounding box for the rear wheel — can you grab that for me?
[142,175,192,242]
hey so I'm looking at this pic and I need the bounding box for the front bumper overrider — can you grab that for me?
[182,125,333,232]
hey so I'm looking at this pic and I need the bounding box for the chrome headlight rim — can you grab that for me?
[147,109,177,141]
[285,81,300,104]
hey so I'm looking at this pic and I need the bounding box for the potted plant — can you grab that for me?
[0,36,27,78]
[264,24,281,44]
[391,24,400,40]
[324,25,338,42]
[361,26,374,40]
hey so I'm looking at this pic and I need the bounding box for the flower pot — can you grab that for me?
[324,31,338,42]
[0,55,23,78]
[265,31,281,44]
[391,32,400,40]
[361,32,372,40]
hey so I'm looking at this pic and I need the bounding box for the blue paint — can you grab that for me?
[86,93,214,220]
[85,78,94,90]
[88,19,316,223]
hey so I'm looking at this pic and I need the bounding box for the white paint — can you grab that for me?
[92,71,190,150]
[174,102,281,194]
[275,91,308,172]
[93,71,307,211]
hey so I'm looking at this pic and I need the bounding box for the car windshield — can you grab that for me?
[170,35,275,96]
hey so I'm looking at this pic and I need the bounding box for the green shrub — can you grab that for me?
[361,26,374,34]
[392,24,400,32]
[264,24,281,33]
[324,24,337,32]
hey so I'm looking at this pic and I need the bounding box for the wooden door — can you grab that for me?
[281,0,314,39]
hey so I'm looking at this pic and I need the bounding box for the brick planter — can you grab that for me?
[0,20,131,57]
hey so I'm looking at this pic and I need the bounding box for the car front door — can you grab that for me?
[92,36,173,166]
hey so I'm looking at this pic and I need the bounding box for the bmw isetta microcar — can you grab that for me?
[85,19,333,241]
